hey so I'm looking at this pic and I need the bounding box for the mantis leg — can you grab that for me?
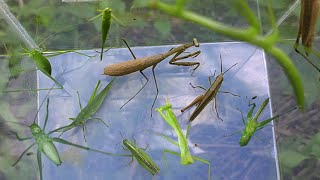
[192,156,210,180]
[12,143,36,166]
[37,149,43,180]
[185,124,191,140]
[51,137,131,157]
[120,70,149,109]
[169,50,201,75]
[163,149,210,180]
[145,130,179,146]
[150,64,159,117]
[294,48,320,72]
[43,98,50,131]
[119,40,150,110]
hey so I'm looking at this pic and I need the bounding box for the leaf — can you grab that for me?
[279,150,306,168]
[132,0,150,8]
[154,19,171,37]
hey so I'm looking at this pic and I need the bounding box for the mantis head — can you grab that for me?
[155,98,172,112]
[192,38,199,47]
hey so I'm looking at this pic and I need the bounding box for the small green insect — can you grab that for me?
[150,99,211,180]
[121,137,160,176]
[49,79,114,141]
[239,97,297,146]
[29,49,63,89]
[89,8,125,61]
[7,98,123,180]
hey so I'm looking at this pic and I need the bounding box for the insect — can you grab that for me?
[149,99,210,180]
[104,38,201,116]
[6,97,125,180]
[89,7,125,61]
[49,79,114,141]
[239,97,297,146]
[181,54,238,121]
[294,0,320,72]
[121,136,160,176]
[295,0,319,55]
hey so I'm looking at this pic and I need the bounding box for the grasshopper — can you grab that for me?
[49,79,114,141]
[181,54,238,121]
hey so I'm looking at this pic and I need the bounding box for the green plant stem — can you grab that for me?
[149,0,304,110]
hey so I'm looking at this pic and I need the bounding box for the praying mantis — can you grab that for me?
[6,97,127,180]
[294,0,320,72]
[149,99,210,180]
[104,38,201,116]
[295,0,319,56]
[49,79,114,141]
[181,54,238,121]
[238,97,297,146]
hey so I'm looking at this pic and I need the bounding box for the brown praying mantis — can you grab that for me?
[294,0,320,72]
[181,54,239,122]
[104,38,201,116]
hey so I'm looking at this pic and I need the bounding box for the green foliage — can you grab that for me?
[153,19,171,37]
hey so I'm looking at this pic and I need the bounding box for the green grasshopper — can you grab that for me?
[89,7,125,61]
[7,98,127,180]
[121,137,160,176]
[49,79,114,141]
[150,99,210,180]
[239,97,297,146]
[4,48,95,93]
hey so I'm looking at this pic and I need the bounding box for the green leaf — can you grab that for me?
[279,150,306,168]
[132,0,150,8]
[154,19,171,37]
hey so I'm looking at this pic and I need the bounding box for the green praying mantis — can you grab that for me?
[149,99,210,180]
[49,79,115,141]
[6,97,127,180]
[238,97,297,146]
